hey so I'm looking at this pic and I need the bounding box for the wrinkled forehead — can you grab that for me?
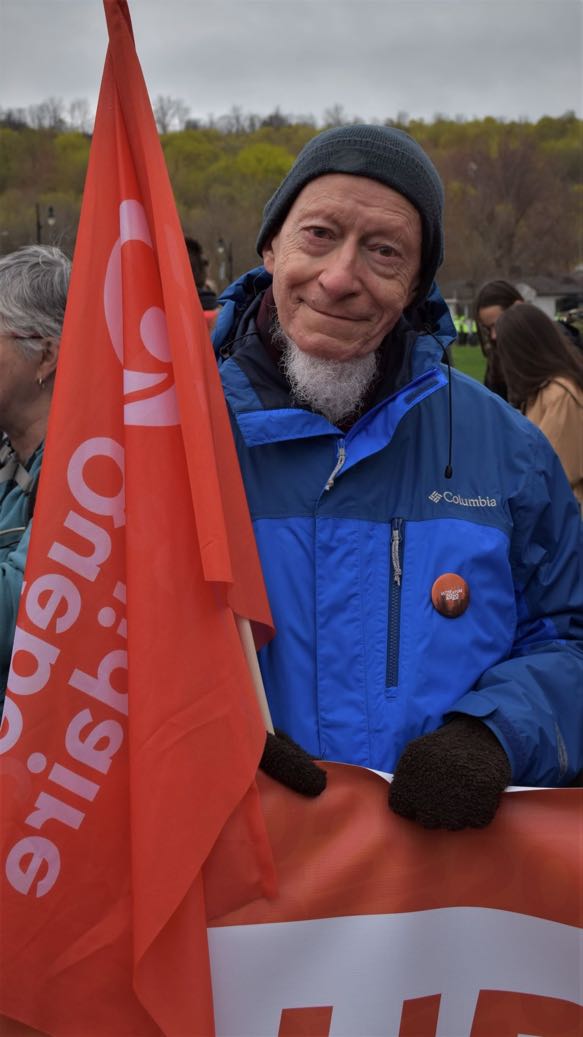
[275,173,423,243]
[297,174,417,216]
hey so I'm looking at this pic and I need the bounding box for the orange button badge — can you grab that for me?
[431,572,470,618]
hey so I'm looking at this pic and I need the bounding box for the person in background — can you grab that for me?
[473,279,524,399]
[467,315,479,346]
[213,125,583,827]
[184,235,219,329]
[495,302,583,508]
[0,245,70,716]
[555,311,583,352]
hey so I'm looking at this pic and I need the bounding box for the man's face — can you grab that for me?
[263,174,422,361]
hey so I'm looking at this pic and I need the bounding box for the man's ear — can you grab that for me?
[36,338,59,383]
[262,234,278,275]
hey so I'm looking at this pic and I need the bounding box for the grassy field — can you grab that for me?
[451,345,486,384]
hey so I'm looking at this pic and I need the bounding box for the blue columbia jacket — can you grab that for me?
[214,270,583,786]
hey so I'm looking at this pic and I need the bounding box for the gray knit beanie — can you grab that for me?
[256,124,444,304]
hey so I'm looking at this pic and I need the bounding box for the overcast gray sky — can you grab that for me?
[1,0,581,125]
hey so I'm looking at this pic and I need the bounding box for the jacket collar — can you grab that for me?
[215,266,456,373]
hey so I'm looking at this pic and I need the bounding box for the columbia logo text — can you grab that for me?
[429,490,497,508]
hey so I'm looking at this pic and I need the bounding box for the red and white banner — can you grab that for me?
[3,765,582,1035]
[0,2,274,1035]
[208,765,583,1037]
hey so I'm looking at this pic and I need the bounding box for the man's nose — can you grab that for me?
[317,241,362,297]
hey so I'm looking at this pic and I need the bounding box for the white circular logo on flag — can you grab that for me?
[104,200,179,427]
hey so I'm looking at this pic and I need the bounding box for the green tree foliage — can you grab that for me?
[0,106,580,293]
[199,142,294,207]
[439,126,579,285]
[0,130,25,192]
[54,133,91,194]
[162,130,224,206]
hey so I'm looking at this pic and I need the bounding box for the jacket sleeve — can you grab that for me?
[532,382,582,495]
[0,522,31,704]
[450,433,583,786]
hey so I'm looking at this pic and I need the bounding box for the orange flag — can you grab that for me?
[0,2,275,1034]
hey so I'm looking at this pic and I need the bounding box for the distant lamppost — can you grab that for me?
[36,204,56,244]
[216,236,233,288]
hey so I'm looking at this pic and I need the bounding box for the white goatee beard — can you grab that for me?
[274,321,379,427]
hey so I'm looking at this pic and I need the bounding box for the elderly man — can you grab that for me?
[213,125,583,829]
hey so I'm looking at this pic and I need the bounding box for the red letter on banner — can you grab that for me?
[398,994,441,1037]
[278,1005,333,1036]
[470,990,583,1036]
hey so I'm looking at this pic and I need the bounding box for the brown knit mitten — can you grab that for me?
[260,729,327,797]
[389,716,511,830]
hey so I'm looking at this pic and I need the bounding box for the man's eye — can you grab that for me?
[307,226,330,239]
[374,244,398,258]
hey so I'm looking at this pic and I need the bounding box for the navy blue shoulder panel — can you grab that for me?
[213,266,270,357]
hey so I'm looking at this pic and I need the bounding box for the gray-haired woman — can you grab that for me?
[0,244,71,716]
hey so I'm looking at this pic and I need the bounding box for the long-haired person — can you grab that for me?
[0,245,71,715]
[473,279,524,400]
[495,302,583,507]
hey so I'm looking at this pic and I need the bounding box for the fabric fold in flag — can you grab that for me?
[0,2,275,1035]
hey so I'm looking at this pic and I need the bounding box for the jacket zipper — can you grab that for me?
[386,517,404,688]
[324,439,346,491]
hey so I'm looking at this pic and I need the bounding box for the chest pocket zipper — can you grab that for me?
[386,517,404,689]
